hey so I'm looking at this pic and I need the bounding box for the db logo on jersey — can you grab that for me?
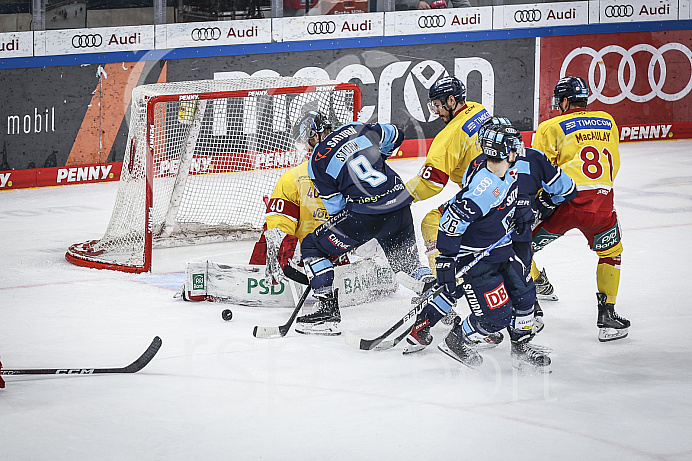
[484,283,509,309]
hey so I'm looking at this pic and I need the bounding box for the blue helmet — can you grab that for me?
[553,76,589,110]
[478,124,524,160]
[477,116,512,140]
[428,76,466,107]
[294,110,332,144]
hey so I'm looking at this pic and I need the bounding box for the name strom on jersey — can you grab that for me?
[308,122,412,215]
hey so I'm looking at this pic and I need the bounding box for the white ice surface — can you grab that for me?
[1,140,692,460]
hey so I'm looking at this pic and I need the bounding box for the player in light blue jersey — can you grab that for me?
[403,124,552,372]
[295,111,434,336]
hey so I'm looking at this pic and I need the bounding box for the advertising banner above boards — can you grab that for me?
[156,19,271,49]
[0,0,691,58]
[273,12,385,42]
[0,32,33,59]
[494,1,589,29]
[538,29,692,126]
[384,7,492,36]
[591,0,680,23]
[33,25,155,56]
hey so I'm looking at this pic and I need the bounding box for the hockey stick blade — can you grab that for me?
[253,285,311,339]
[1,336,162,376]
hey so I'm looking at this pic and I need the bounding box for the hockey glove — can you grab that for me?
[535,189,558,222]
[435,255,459,298]
[264,227,288,285]
[512,197,535,236]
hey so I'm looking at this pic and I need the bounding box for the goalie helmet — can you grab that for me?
[294,110,332,144]
[552,76,589,110]
[478,124,524,160]
[427,76,466,113]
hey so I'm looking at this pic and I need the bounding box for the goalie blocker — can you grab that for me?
[177,259,397,307]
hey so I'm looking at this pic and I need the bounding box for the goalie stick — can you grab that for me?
[253,285,311,339]
[1,336,162,376]
[345,227,515,351]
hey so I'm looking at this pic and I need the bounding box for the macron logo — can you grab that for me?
[56,165,113,183]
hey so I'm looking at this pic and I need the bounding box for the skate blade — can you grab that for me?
[537,293,559,301]
[512,357,552,374]
[437,342,483,368]
[295,322,341,336]
[402,342,428,355]
[598,327,628,342]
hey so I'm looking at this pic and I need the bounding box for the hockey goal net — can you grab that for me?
[66,77,361,273]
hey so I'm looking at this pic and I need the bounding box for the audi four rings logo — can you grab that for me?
[418,15,446,28]
[191,27,221,41]
[72,34,103,48]
[307,21,336,35]
[561,43,692,104]
[604,5,634,18]
[514,9,541,22]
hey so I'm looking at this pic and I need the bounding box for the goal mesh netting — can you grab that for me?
[66,77,360,273]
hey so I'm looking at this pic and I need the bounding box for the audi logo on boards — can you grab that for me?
[561,43,692,104]
[514,9,541,22]
[72,34,103,48]
[604,5,634,18]
[418,15,446,29]
[307,21,336,35]
[191,27,221,41]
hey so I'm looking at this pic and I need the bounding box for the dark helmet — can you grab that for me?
[477,116,512,140]
[478,124,523,160]
[428,76,466,107]
[553,76,589,110]
[294,110,332,144]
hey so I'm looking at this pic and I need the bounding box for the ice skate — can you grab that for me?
[295,290,341,336]
[402,315,433,354]
[596,293,630,342]
[535,268,558,301]
[511,335,552,373]
[437,324,483,368]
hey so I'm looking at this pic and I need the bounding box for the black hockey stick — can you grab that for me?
[345,227,515,351]
[253,285,311,339]
[1,336,162,376]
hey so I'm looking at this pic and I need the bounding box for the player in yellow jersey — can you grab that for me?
[531,76,630,342]
[405,76,491,273]
[250,111,333,285]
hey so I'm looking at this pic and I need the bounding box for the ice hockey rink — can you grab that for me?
[1,139,691,460]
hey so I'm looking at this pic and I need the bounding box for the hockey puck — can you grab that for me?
[221,309,233,321]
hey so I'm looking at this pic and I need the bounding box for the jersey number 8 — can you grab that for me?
[350,155,387,187]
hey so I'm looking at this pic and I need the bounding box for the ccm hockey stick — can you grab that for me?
[1,336,162,376]
[345,227,515,351]
[253,285,312,339]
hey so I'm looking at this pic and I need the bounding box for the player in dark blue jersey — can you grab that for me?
[473,117,577,333]
[403,124,551,372]
[294,111,433,336]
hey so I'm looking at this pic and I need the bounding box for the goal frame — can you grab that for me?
[65,81,361,273]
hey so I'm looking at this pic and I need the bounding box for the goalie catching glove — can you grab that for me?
[264,227,299,285]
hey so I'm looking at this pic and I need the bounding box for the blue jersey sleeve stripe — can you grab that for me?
[379,124,399,155]
[322,194,346,215]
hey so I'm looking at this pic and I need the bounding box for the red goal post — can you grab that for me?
[66,78,361,273]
